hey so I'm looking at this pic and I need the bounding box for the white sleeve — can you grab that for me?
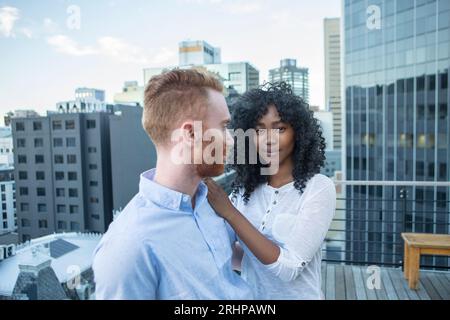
[264,178,336,282]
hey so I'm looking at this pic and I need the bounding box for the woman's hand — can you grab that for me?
[203,177,236,220]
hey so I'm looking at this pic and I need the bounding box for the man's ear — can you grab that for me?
[180,121,195,146]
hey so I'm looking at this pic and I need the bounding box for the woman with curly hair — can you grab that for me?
[204,82,336,300]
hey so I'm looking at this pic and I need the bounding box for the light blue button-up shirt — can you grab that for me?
[92,168,253,300]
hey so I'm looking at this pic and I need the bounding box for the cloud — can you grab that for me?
[43,17,59,34]
[149,47,177,65]
[47,34,176,65]
[47,35,97,56]
[20,27,33,38]
[223,1,262,14]
[0,6,19,37]
[179,0,263,14]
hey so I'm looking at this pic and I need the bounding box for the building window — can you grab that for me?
[18,171,27,180]
[21,218,30,227]
[38,220,48,229]
[68,188,78,198]
[18,155,27,164]
[35,154,44,164]
[69,205,79,214]
[36,187,46,197]
[33,121,42,131]
[70,221,80,231]
[20,203,29,211]
[66,137,76,147]
[54,155,64,164]
[34,138,44,148]
[19,187,28,196]
[91,214,100,220]
[55,171,65,180]
[16,122,25,131]
[17,138,26,148]
[57,204,66,213]
[56,188,65,197]
[87,120,96,129]
[36,171,45,180]
[68,172,77,181]
[89,181,98,187]
[52,120,62,130]
[88,147,97,153]
[89,164,97,170]
[53,138,63,147]
[67,154,77,164]
[65,120,75,130]
[38,203,47,212]
[58,221,67,229]
[439,104,448,120]
[90,197,99,204]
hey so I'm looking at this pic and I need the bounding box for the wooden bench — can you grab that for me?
[401,232,450,289]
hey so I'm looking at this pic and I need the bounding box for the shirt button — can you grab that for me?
[275,190,279,194]
[273,201,277,205]
[267,209,270,213]
[301,262,306,267]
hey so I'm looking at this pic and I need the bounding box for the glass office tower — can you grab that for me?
[344,0,449,268]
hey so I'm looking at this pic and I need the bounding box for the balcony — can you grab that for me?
[215,171,450,300]
[320,262,449,300]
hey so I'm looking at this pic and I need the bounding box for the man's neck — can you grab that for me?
[153,153,201,200]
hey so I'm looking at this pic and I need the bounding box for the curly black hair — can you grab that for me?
[228,81,326,204]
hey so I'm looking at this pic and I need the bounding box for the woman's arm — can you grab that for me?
[204,178,280,265]
[204,177,336,282]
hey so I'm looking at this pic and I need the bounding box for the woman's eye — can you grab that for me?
[275,127,286,132]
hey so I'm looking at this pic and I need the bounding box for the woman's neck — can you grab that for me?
[268,156,294,188]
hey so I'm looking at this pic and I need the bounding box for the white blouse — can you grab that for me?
[229,173,336,300]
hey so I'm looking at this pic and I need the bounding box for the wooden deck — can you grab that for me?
[321,263,450,300]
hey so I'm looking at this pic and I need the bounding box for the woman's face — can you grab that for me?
[254,104,295,168]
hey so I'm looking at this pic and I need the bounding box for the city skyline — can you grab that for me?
[0,0,341,121]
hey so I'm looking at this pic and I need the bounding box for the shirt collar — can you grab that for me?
[139,168,208,212]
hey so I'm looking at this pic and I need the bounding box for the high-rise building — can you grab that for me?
[0,127,14,167]
[11,104,157,242]
[56,88,107,113]
[0,167,16,235]
[179,40,221,66]
[109,106,157,213]
[344,0,449,267]
[113,81,144,106]
[311,105,334,151]
[12,112,113,242]
[144,40,259,96]
[324,17,342,150]
[268,59,309,103]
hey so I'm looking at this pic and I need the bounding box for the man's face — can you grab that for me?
[195,89,233,178]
